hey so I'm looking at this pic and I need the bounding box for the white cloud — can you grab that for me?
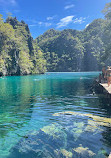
[45,23,52,27]
[38,22,52,27]
[47,15,57,21]
[47,16,54,20]
[38,22,43,25]
[57,15,74,28]
[29,24,37,27]
[29,22,52,27]
[74,17,86,24]
[64,4,75,10]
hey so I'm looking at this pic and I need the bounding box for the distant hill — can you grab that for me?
[35,18,109,72]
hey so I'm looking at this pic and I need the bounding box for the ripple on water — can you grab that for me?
[0,72,110,158]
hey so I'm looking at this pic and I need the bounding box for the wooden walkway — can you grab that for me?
[94,79,111,104]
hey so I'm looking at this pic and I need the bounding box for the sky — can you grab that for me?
[0,0,110,38]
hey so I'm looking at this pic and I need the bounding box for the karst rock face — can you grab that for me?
[0,16,46,76]
[35,19,110,72]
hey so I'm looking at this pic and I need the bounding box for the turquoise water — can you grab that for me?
[0,72,111,158]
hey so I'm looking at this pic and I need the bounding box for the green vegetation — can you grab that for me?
[35,2,111,72]
[0,2,111,75]
[0,15,46,76]
[35,20,107,72]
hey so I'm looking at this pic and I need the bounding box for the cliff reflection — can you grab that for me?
[0,75,47,138]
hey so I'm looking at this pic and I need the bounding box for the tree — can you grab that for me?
[0,14,47,76]
[102,2,111,20]
[101,2,111,64]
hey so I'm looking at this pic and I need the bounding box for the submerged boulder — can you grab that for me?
[8,111,111,158]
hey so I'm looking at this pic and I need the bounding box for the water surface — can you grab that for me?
[0,72,111,158]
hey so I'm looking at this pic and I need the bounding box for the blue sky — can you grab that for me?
[0,0,110,38]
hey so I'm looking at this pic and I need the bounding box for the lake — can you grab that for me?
[0,72,111,158]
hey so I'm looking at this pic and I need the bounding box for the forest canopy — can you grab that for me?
[0,15,46,76]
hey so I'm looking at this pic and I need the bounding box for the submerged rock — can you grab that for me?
[8,123,67,158]
[73,144,96,157]
[72,122,84,141]
[85,120,103,133]
[54,149,73,158]
[8,111,111,158]
[41,124,65,139]
[53,111,111,127]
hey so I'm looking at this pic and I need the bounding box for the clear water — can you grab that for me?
[0,72,111,158]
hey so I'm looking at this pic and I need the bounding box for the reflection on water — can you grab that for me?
[0,72,110,158]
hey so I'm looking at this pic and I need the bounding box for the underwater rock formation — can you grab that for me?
[8,111,111,158]
[53,111,111,127]
[73,144,96,157]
